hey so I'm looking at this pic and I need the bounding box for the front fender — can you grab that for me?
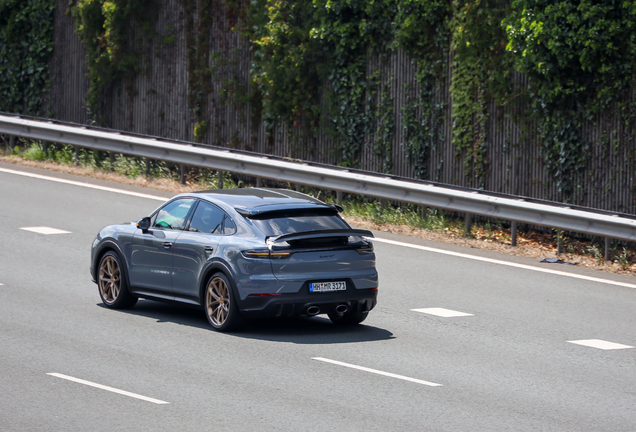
[91,238,128,285]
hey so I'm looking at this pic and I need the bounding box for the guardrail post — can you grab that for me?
[180,164,186,185]
[8,135,14,153]
[75,146,80,165]
[145,159,151,177]
[556,230,564,255]
[337,190,343,206]
[465,213,472,238]
[109,152,115,171]
[256,177,262,187]
[217,171,224,189]
[511,221,518,246]
[605,237,611,262]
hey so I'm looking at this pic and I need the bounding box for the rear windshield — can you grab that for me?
[250,209,349,236]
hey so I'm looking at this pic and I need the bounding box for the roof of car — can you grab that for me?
[184,188,335,217]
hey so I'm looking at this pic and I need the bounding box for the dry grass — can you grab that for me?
[3,154,635,276]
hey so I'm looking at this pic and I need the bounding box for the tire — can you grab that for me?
[204,272,245,332]
[97,251,138,309]
[328,305,368,326]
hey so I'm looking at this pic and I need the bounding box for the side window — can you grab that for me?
[222,216,236,235]
[153,198,195,230]
[188,201,226,234]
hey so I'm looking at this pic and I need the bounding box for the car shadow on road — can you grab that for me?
[100,300,211,330]
[238,316,394,344]
[103,300,394,344]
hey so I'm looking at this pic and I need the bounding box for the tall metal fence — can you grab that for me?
[46,0,636,215]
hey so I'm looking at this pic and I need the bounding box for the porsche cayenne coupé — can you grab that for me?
[90,188,378,331]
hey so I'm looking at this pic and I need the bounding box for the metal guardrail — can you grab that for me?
[2,113,636,244]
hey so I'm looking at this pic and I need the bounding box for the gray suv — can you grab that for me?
[91,188,378,331]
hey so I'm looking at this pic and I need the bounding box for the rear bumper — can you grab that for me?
[238,288,378,319]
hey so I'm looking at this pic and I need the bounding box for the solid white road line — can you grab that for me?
[373,237,636,290]
[411,308,473,317]
[312,358,442,387]
[0,167,165,201]
[20,226,71,235]
[3,166,636,290]
[568,339,634,350]
[47,373,169,404]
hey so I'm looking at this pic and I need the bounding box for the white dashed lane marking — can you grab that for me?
[568,339,634,350]
[47,373,169,404]
[312,358,442,387]
[411,308,474,317]
[20,227,71,235]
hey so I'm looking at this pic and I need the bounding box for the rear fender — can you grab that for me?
[199,259,241,307]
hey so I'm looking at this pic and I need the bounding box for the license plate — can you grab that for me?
[309,281,346,293]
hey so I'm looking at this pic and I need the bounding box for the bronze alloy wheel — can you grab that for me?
[97,251,137,309]
[99,254,121,305]
[206,275,230,327]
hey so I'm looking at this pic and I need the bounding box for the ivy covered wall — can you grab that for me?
[0,0,56,116]
[4,0,636,213]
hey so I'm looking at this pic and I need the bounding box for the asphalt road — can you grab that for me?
[1,161,636,431]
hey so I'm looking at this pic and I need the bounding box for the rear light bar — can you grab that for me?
[356,244,374,255]
[242,250,292,259]
[247,293,282,297]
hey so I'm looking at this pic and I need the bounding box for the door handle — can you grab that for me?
[204,246,214,253]
[163,242,173,248]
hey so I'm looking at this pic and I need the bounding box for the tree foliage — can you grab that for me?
[505,0,636,195]
[250,0,324,133]
[506,0,636,108]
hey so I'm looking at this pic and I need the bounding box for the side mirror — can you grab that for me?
[137,217,151,231]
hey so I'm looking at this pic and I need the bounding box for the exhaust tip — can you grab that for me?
[335,304,348,314]
[306,305,321,316]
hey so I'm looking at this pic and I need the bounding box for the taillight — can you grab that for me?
[356,243,374,255]
[269,252,292,259]
[242,250,292,259]
[247,293,282,297]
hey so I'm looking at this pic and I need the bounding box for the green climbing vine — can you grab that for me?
[450,0,512,187]
[249,0,324,137]
[71,0,156,121]
[0,0,56,116]
[179,0,215,141]
[394,0,450,179]
[61,0,636,202]
[505,0,636,196]
[373,82,395,173]
[311,0,396,167]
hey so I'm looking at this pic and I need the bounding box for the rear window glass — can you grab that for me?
[250,211,349,237]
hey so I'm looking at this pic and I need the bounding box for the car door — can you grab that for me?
[171,200,232,299]
[129,198,195,293]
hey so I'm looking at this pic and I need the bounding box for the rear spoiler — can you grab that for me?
[267,229,374,244]
[235,203,343,218]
